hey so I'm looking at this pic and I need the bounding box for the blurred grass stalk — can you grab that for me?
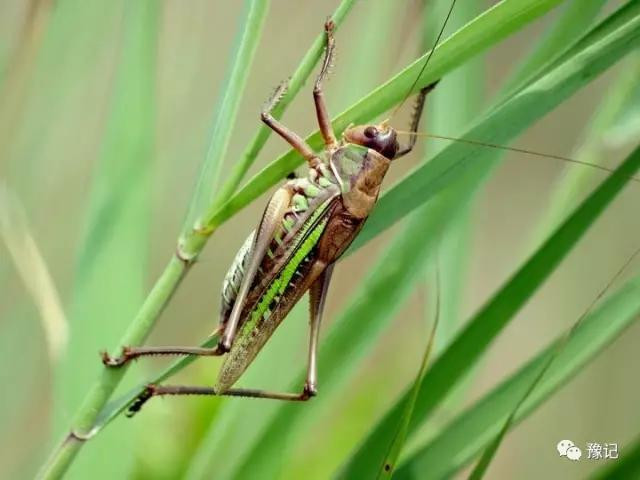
[0,183,67,362]
[44,1,160,479]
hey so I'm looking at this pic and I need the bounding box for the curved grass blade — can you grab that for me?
[498,0,606,98]
[589,435,640,480]
[0,184,68,362]
[337,129,640,478]
[204,0,567,231]
[532,54,640,244]
[392,272,640,480]
[182,0,269,231]
[466,248,640,480]
[378,266,441,478]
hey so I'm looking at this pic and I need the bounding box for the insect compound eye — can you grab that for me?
[364,126,378,138]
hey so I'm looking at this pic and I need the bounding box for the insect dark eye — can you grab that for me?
[364,126,378,138]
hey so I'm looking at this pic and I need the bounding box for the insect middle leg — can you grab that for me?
[260,81,320,166]
[394,80,439,159]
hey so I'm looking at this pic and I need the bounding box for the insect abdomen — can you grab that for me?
[215,215,329,392]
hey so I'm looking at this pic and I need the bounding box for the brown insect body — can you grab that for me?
[216,139,394,391]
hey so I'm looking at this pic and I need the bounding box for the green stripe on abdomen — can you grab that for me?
[240,215,328,338]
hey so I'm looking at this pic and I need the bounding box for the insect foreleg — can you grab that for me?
[395,80,439,159]
[305,262,334,395]
[261,81,320,166]
[313,19,338,150]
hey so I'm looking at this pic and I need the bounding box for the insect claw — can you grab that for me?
[324,17,335,32]
[126,384,156,417]
[303,382,317,398]
[101,348,128,367]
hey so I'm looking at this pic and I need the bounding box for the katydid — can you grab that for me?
[102,19,438,415]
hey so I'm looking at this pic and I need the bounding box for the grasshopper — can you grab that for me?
[102,20,438,415]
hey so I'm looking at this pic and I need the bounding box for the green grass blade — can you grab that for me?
[392,272,640,480]
[182,0,269,231]
[589,435,640,479]
[498,0,606,98]
[337,129,640,478]
[535,53,640,241]
[349,0,640,252]
[421,0,484,355]
[377,269,441,479]
[204,0,567,231]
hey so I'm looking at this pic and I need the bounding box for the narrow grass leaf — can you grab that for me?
[183,0,269,230]
[0,184,67,361]
[589,435,640,479]
[498,0,606,98]
[533,54,640,242]
[378,269,441,479]
[393,273,640,480]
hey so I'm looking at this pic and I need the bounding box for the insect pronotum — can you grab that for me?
[101,4,628,416]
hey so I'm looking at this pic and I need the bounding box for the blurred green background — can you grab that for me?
[1,0,639,479]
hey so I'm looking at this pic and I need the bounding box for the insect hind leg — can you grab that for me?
[126,383,315,416]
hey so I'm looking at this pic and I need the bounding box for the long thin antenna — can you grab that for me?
[392,0,457,119]
[396,130,640,182]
